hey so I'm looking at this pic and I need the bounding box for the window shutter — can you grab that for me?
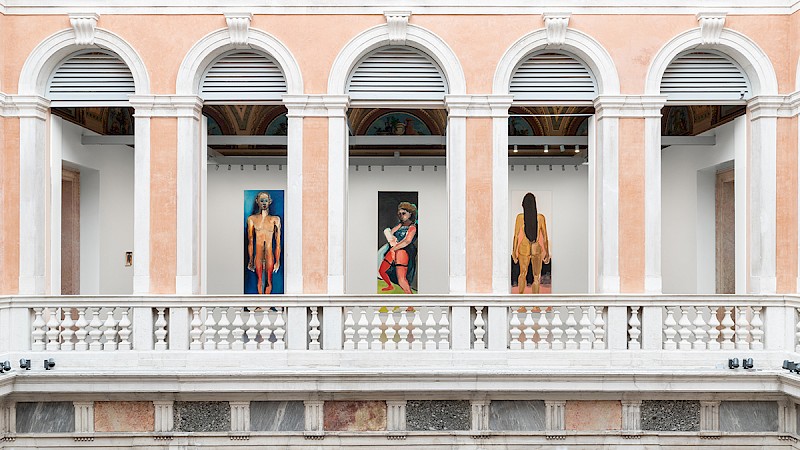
[347,46,447,101]
[201,51,287,102]
[47,50,135,102]
[661,51,750,102]
[510,51,597,102]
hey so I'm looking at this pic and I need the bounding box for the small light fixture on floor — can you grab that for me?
[728,358,740,369]
[0,361,10,373]
[44,358,55,370]
[742,357,754,369]
[783,360,799,372]
[19,359,31,370]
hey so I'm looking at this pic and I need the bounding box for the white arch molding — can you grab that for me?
[177,28,304,294]
[645,28,779,294]
[328,23,467,293]
[17,27,151,295]
[492,29,620,293]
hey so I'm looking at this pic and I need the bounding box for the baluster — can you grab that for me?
[692,306,708,350]
[473,306,486,350]
[707,307,721,351]
[357,309,369,350]
[424,309,437,350]
[258,309,273,350]
[385,311,397,350]
[273,307,286,350]
[663,306,677,350]
[438,307,450,350]
[203,307,218,350]
[628,306,641,350]
[60,309,75,351]
[592,306,605,349]
[398,310,410,350]
[735,306,750,350]
[565,307,578,350]
[578,306,592,350]
[411,309,423,350]
[189,308,203,350]
[308,306,321,351]
[509,308,522,350]
[118,308,132,350]
[677,306,692,350]
[75,308,89,351]
[343,309,355,350]
[154,308,168,351]
[537,307,550,350]
[88,308,104,351]
[245,308,258,351]
[216,308,231,350]
[31,308,46,351]
[750,306,764,350]
[551,308,564,350]
[45,308,61,351]
[231,308,245,350]
[720,306,735,350]
[523,308,535,350]
[371,307,383,350]
[103,308,119,351]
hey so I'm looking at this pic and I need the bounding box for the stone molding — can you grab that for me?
[0,94,50,119]
[543,13,570,47]
[73,401,94,433]
[384,11,411,45]
[593,95,667,119]
[304,401,324,432]
[445,95,514,118]
[621,400,641,431]
[386,400,407,431]
[229,401,250,432]
[128,95,203,118]
[470,400,490,432]
[696,13,726,45]
[283,94,350,117]
[68,13,99,46]
[700,401,720,432]
[153,401,174,432]
[224,13,252,46]
[545,400,566,431]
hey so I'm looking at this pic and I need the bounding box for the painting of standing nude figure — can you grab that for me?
[244,190,284,294]
[377,192,418,294]
[510,191,552,294]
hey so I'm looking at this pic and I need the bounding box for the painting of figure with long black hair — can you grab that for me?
[244,190,284,294]
[511,191,551,294]
[377,192,418,294]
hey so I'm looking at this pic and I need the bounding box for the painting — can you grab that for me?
[510,191,553,294]
[366,112,431,136]
[244,190,284,294]
[377,191,419,294]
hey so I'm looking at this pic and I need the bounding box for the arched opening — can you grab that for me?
[507,50,594,294]
[659,50,749,294]
[344,45,449,294]
[48,49,137,294]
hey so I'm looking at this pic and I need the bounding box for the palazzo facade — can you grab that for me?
[2,1,800,448]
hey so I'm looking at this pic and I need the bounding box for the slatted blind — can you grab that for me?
[661,51,750,101]
[347,46,447,101]
[47,50,135,102]
[201,51,286,101]
[510,52,597,101]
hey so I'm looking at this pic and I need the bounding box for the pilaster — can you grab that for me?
[621,400,641,432]
[303,400,324,434]
[153,400,174,432]
[387,400,407,432]
[700,400,720,433]
[230,401,250,432]
[545,400,566,432]
[74,401,94,433]
[471,399,490,432]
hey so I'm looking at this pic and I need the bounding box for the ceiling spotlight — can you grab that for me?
[408,166,412,172]
[381,166,385,171]
[44,358,55,370]
[559,144,565,153]
[279,165,283,171]
[421,166,425,171]
[575,145,580,153]
[19,359,31,370]
[574,165,579,171]
[253,165,257,170]
[728,358,740,369]
[227,165,231,171]
[543,144,549,153]
[368,165,372,172]
[536,165,540,171]
[549,165,553,171]
[561,165,565,171]
[510,165,515,171]
[742,357,754,370]
[355,165,359,171]
[513,144,518,153]
[523,165,527,171]
[215,164,220,171]
[266,165,270,171]
[240,165,244,171]
[433,166,437,172]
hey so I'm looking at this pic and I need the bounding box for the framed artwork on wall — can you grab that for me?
[243,190,284,294]
[377,191,419,294]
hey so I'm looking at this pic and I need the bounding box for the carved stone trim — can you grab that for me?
[621,400,642,431]
[700,401,720,432]
[304,400,324,432]
[229,401,250,432]
[386,400,407,432]
[73,402,94,433]
[153,401,174,433]
[543,13,570,47]
[471,400,490,432]
[545,400,566,431]
[696,13,727,45]
[225,13,252,46]
[385,11,411,45]
[68,13,99,46]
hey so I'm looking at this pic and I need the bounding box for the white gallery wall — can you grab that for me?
[207,166,287,294]
[508,164,589,293]
[347,165,448,294]
[56,116,134,294]
[661,116,744,294]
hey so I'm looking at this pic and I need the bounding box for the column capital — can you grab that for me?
[445,95,514,118]
[748,95,790,119]
[283,94,349,117]
[0,94,50,119]
[594,95,667,119]
[129,95,203,118]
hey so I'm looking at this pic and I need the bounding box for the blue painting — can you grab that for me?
[243,190,284,294]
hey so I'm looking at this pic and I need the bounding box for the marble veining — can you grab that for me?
[250,401,304,431]
[565,400,621,430]
[16,402,75,433]
[94,401,154,432]
[641,400,700,432]
[173,401,230,432]
[720,401,778,432]
[489,400,546,431]
[324,401,386,431]
[407,400,470,431]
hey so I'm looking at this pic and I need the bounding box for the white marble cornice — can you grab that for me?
[445,94,514,118]
[128,95,203,118]
[384,10,411,45]
[593,95,667,119]
[68,13,100,46]
[282,94,350,117]
[748,95,788,119]
[543,12,570,47]
[696,12,727,45]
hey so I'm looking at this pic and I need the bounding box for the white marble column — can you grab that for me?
[444,96,468,294]
[642,98,667,294]
[15,96,50,294]
[488,96,514,294]
[283,99,304,295]
[592,97,621,293]
[128,96,156,295]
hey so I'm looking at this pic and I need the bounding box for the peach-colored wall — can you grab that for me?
[0,117,20,294]
[149,118,177,294]
[302,117,328,293]
[465,118,492,293]
[777,116,798,293]
[618,118,645,292]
